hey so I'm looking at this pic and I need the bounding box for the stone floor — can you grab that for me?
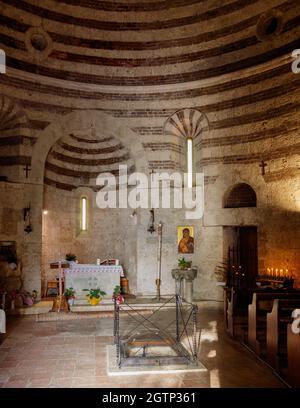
[0,304,286,388]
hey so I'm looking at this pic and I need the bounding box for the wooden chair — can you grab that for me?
[45,280,58,297]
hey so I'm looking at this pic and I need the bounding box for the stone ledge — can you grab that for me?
[7,300,53,315]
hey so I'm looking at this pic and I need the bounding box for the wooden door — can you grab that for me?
[238,227,258,288]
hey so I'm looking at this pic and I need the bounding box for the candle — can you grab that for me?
[275,269,278,277]
[271,268,274,277]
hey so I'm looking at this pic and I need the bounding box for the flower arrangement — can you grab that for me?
[8,289,35,308]
[112,285,124,305]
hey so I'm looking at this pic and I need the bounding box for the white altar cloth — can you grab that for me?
[64,264,124,298]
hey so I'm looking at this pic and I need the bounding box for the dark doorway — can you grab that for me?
[223,226,258,289]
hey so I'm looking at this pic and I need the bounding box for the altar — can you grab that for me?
[64,263,124,299]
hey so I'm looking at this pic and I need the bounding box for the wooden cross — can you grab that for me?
[23,163,31,178]
[259,160,267,175]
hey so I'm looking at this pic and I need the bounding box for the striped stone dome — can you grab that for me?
[0,0,299,178]
[44,130,134,191]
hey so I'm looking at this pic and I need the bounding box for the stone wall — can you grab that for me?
[0,0,299,298]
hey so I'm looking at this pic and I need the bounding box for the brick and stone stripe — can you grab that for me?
[59,142,121,155]
[49,150,130,166]
[5,34,300,86]
[1,64,297,106]
[264,167,300,183]
[56,0,204,12]
[0,155,31,165]
[143,142,182,153]
[2,0,260,31]
[199,143,300,166]
[0,135,36,146]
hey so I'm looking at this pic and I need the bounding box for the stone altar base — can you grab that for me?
[106,345,207,376]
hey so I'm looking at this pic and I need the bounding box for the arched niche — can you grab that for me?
[223,183,257,208]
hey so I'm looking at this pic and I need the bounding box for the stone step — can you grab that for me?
[7,300,53,315]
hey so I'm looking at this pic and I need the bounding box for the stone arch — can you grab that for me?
[30,110,147,185]
[163,108,209,172]
[223,183,257,208]
[0,95,31,181]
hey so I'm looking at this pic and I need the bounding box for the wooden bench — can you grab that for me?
[224,287,253,338]
[248,291,300,355]
[266,299,300,369]
[287,312,300,387]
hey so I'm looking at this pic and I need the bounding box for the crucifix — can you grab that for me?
[259,160,267,175]
[23,163,31,179]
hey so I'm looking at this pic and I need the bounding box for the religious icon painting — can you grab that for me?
[177,226,194,254]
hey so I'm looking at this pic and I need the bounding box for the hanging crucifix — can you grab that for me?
[23,163,31,179]
[259,160,267,175]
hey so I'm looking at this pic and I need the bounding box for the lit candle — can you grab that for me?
[275,269,278,277]
[271,268,274,277]
[267,268,271,277]
[280,269,283,277]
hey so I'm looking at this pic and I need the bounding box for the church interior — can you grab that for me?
[0,0,300,389]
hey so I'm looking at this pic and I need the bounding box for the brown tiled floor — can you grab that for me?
[0,305,286,388]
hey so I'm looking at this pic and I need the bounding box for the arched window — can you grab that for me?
[80,196,88,231]
[224,183,256,208]
[187,137,193,188]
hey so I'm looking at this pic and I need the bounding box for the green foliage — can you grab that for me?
[113,285,121,296]
[83,288,106,299]
[64,287,76,298]
[65,253,77,262]
[178,257,192,270]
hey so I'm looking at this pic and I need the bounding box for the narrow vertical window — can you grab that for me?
[187,137,193,188]
[81,197,87,231]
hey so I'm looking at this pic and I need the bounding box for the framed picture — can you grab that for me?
[177,226,194,254]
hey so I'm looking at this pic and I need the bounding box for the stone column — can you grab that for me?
[171,268,198,302]
[184,278,194,303]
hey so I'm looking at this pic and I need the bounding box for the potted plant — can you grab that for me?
[64,287,76,306]
[112,285,124,305]
[65,253,77,262]
[83,288,106,305]
[178,257,192,270]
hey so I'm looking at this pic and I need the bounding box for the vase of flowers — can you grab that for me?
[112,285,124,305]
